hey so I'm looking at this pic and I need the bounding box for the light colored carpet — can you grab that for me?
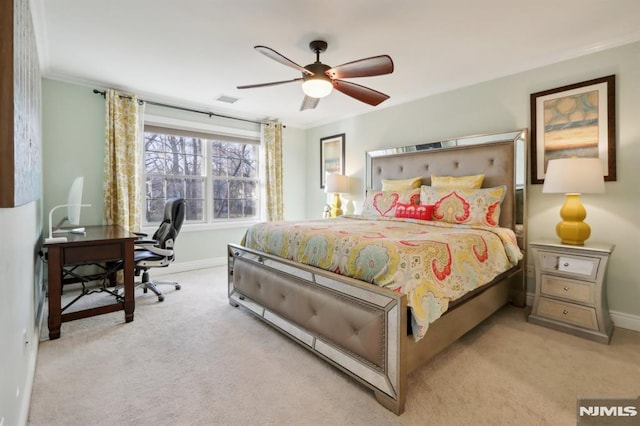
[28,266,640,426]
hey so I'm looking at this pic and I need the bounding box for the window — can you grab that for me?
[143,123,260,226]
[211,140,259,219]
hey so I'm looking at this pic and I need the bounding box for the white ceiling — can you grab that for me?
[31,0,640,129]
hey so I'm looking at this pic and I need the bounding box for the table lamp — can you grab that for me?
[542,157,605,245]
[325,174,350,217]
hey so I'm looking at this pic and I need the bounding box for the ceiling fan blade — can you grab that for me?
[237,77,302,90]
[332,79,390,106]
[255,45,313,76]
[300,96,320,111]
[326,55,394,79]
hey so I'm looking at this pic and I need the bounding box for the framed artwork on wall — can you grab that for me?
[320,133,345,188]
[0,0,42,207]
[530,75,616,184]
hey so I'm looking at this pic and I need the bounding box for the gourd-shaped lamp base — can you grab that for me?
[556,193,590,245]
[330,193,343,217]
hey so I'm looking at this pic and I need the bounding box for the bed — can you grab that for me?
[228,129,528,415]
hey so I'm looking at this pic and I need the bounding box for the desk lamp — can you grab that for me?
[542,157,605,245]
[325,174,350,217]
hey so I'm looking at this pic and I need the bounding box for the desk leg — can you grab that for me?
[47,247,62,339]
[123,239,135,323]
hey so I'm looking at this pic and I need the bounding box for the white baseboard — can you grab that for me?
[610,310,640,332]
[151,256,227,276]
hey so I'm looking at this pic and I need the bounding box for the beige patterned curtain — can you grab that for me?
[262,121,283,221]
[103,89,141,231]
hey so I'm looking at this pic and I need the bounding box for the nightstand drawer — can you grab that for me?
[540,275,595,304]
[537,298,598,330]
[539,252,600,280]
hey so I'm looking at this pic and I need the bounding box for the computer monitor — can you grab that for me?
[45,177,92,243]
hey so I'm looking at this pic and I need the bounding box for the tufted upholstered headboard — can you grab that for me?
[366,130,527,246]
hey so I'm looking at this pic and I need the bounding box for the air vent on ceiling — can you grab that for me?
[216,95,239,104]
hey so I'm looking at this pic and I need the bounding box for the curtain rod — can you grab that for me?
[92,89,270,126]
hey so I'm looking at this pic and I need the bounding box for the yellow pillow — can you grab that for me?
[431,174,484,189]
[381,177,422,191]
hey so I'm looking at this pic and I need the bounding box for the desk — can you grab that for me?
[44,225,137,339]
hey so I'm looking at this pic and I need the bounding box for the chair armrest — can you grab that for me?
[133,232,148,237]
[145,246,174,257]
[135,240,173,257]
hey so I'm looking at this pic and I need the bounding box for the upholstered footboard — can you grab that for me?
[227,243,518,414]
[228,243,409,414]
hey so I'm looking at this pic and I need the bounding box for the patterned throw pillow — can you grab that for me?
[394,203,434,221]
[381,177,423,191]
[420,185,506,227]
[361,189,420,217]
[431,174,484,189]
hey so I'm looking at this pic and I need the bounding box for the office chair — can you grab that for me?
[120,198,186,302]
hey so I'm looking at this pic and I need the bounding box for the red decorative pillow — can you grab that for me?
[394,203,434,221]
[420,185,506,227]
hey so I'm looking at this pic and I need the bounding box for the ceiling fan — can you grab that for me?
[237,40,394,111]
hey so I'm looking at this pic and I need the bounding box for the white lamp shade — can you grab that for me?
[302,78,333,98]
[325,174,350,194]
[542,158,605,194]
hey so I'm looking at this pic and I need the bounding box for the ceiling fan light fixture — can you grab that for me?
[302,77,333,98]
[238,41,393,109]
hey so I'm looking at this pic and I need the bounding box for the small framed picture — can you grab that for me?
[530,75,616,184]
[320,133,345,188]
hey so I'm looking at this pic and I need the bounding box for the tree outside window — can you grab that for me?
[143,127,259,225]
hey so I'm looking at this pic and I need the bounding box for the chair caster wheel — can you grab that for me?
[158,295,165,302]
[175,284,181,290]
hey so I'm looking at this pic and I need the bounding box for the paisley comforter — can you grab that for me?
[241,215,523,340]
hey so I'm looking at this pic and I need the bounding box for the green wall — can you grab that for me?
[42,80,307,267]
[42,41,640,325]
[42,81,105,229]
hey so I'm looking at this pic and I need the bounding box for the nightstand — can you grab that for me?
[528,240,614,344]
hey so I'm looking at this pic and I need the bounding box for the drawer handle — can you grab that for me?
[562,309,569,315]
[563,287,569,291]
[563,262,569,267]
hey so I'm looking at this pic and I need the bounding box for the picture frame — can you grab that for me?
[0,0,42,207]
[530,75,616,184]
[320,133,345,188]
